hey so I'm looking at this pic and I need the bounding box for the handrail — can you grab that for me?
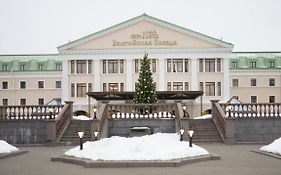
[175,102,184,132]
[212,101,226,140]
[97,103,108,138]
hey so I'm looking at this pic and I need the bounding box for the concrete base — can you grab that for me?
[0,150,28,159]
[51,153,220,168]
[252,150,281,160]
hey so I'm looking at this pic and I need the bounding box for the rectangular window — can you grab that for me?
[185,82,189,91]
[20,99,26,105]
[250,61,256,68]
[76,60,87,74]
[38,81,44,89]
[167,82,171,91]
[167,59,171,72]
[2,99,8,106]
[231,61,238,68]
[38,98,44,105]
[173,82,183,91]
[55,81,61,88]
[152,59,156,73]
[251,96,257,103]
[269,96,275,103]
[76,83,87,97]
[173,59,183,72]
[20,81,26,89]
[103,60,106,73]
[2,81,8,89]
[120,60,124,73]
[184,59,189,72]
[108,60,118,73]
[200,82,204,91]
[268,61,275,68]
[56,63,62,70]
[205,59,215,72]
[269,78,275,86]
[103,83,107,92]
[38,64,44,71]
[109,83,118,92]
[88,60,92,73]
[2,64,9,71]
[71,83,75,97]
[135,59,139,73]
[217,59,221,72]
[199,59,204,72]
[20,64,27,71]
[232,79,239,87]
[120,83,124,92]
[88,83,92,92]
[250,78,256,86]
[205,82,215,96]
[217,82,221,96]
[71,60,75,74]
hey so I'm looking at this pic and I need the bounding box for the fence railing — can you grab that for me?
[55,102,73,140]
[0,105,63,120]
[219,103,281,118]
[211,101,226,141]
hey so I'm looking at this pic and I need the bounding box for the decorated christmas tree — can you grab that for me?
[133,53,157,104]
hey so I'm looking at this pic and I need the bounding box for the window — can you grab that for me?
[269,96,275,103]
[55,81,61,88]
[205,82,215,96]
[173,82,183,91]
[103,83,107,92]
[268,61,275,68]
[135,59,139,73]
[167,59,171,72]
[250,61,256,68]
[20,99,26,105]
[109,83,118,92]
[173,59,183,72]
[232,79,239,87]
[38,81,44,89]
[269,78,275,86]
[2,99,8,106]
[199,82,204,91]
[120,83,124,92]
[76,60,87,73]
[199,59,204,72]
[71,60,75,73]
[20,81,26,89]
[120,60,124,73]
[103,60,106,73]
[38,64,44,70]
[205,59,215,72]
[88,83,92,92]
[250,78,256,86]
[185,82,189,91]
[217,82,221,96]
[231,61,238,68]
[108,60,118,73]
[217,59,221,72]
[184,59,189,72]
[167,82,171,91]
[76,83,87,97]
[56,63,62,70]
[88,60,92,73]
[2,81,8,89]
[71,83,75,97]
[152,59,156,73]
[38,98,44,105]
[2,64,9,71]
[251,96,257,103]
[20,64,27,71]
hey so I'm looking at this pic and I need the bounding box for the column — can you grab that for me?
[191,57,198,90]
[62,59,69,102]
[94,59,100,91]
[158,58,165,91]
[223,57,230,100]
[126,59,133,91]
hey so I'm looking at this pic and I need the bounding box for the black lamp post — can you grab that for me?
[93,131,99,141]
[182,104,187,117]
[77,131,84,150]
[92,106,97,119]
[180,127,185,141]
[188,129,194,147]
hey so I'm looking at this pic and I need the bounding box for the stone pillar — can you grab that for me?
[158,58,165,91]
[126,59,133,91]
[191,57,198,90]
[62,59,69,102]
[94,59,100,91]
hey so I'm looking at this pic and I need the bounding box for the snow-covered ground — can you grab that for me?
[73,115,92,120]
[193,114,212,120]
[0,140,19,154]
[260,137,281,155]
[65,133,209,161]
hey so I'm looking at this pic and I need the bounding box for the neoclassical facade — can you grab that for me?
[0,14,280,116]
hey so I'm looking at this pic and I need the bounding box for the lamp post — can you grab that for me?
[93,131,99,141]
[77,131,84,150]
[188,129,194,147]
[92,106,97,119]
[182,104,187,117]
[180,127,185,141]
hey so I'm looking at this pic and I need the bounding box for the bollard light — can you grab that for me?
[93,131,99,141]
[77,131,84,150]
[179,127,185,141]
[188,129,194,147]
[92,106,97,119]
[182,104,187,117]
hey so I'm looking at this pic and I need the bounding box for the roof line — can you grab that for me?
[233,51,281,54]
[0,54,59,56]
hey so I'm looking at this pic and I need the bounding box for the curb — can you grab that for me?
[252,150,281,160]
[51,153,220,168]
[0,150,28,159]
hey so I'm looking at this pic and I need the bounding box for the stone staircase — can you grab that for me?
[187,119,223,143]
[59,120,92,145]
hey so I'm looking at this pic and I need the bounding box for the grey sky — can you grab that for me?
[0,0,280,54]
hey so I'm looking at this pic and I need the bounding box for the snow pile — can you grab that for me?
[193,114,212,120]
[0,140,19,154]
[260,137,281,155]
[65,133,209,161]
[73,115,92,120]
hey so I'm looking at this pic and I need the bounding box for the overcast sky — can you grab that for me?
[0,0,280,54]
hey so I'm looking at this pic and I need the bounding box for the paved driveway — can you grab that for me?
[0,144,280,175]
